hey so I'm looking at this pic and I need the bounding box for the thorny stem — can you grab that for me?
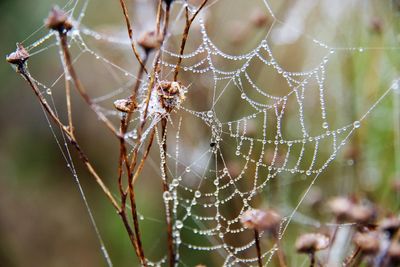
[18,66,120,212]
[118,0,148,73]
[161,118,176,267]
[173,0,209,81]
[58,33,120,138]
[254,229,263,267]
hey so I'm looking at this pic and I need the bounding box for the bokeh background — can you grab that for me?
[0,0,399,266]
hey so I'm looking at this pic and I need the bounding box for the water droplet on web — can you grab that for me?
[322,122,329,129]
[218,233,224,239]
[46,89,52,95]
[353,121,361,128]
[392,81,399,91]
[163,191,172,201]
[306,170,311,176]
[358,48,364,52]
[195,191,201,198]
[241,93,246,99]
[176,220,183,229]
[207,110,213,118]
[96,55,100,59]
[185,167,191,172]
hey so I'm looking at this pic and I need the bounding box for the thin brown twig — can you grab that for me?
[254,229,263,267]
[58,33,120,138]
[118,0,148,73]
[155,0,163,35]
[173,0,209,81]
[18,66,120,212]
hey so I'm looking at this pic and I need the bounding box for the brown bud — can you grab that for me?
[388,242,400,264]
[250,9,270,28]
[295,233,329,254]
[327,197,354,221]
[138,31,162,51]
[45,6,73,32]
[6,43,30,67]
[240,209,281,233]
[353,232,380,255]
[349,204,375,224]
[113,99,137,113]
[378,216,400,237]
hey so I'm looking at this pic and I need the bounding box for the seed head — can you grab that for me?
[250,9,270,28]
[349,204,375,224]
[353,232,380,255]
[378,216,400,237]
[388,242,400,264]
[45,6,73,33]
[240,209,281,233]
[157,81,186,112]
[327,197,354,221]
[138,31,162,52]
[113,99,137,113]
[6,43,30,69]
[295,233,329,254]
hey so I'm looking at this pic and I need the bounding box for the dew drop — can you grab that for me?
[207,110,213,118]
[322,122,329,129]
[353,121,361,128]
[194,191,201,198]
[163,191,172,201]
[46,89,52,95]
[176,220,183,229]
[185,167,191,173]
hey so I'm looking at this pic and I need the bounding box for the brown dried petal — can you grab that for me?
[45,6,73,32]
[353,232,380,255]
[327,197,354,220]
[295,233,330,253]
[138,31,162,51]
[113,99,137,113]
[240,209,281,233]
[378,216,400,237]
[6,43,30,66]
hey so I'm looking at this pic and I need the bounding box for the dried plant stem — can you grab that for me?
[161,118,176,267]
[18,67,120,211]
[254,230,263,267]
[65,75,74,134]
[118,0,148,73]
[155,0,163,35]
[309,252,315,267]
[343,246,361,266]
[59,33,119,138]
[173,0,208,81]
[276,238,287,267]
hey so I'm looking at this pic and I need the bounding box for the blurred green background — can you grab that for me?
[0,0,399,266]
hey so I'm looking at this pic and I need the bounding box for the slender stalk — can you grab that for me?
[118,0,148,73]
[161,118,175,267]
[155,0,163,35]
[58,33,120,138]
[173,0,209,81]
[254,229,263,267]
[276,237,287,267]
[309,252,315,267]
[343,246,361,267]
[18,66,120,211]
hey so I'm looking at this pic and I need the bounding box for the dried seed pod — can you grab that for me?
[327,197,354,221]
[378,216,400,237]
[250,9,270,28]
[138,30,162,52]
[45,6,73,33]
[113,99,137,113]
[349,204,375,225]
[6,43,30,68]
[157,81,186,112]
[295,233,329,254]
[240,209,281,234]
[388,242,400,264]
[353,232,380,255]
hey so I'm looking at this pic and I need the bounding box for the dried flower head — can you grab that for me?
[378,216,400,237]
[327,197,354,221]
[250,9,270,28]
[388,242,400,264]
[138,31,162,52]
[353,232,380,255]
[295,233,329,254]
[349,204,375,224]
[240,209,281,233]
[113,99,137,113]
[157,81,186,112]
[45,6,73,33]
[6,43,30,69]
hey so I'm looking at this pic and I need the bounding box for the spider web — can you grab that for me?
[17,0,399,266]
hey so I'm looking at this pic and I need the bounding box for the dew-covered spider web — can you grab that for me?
[16,0,400,266]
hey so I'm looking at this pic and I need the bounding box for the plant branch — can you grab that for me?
[254,229,263,267]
